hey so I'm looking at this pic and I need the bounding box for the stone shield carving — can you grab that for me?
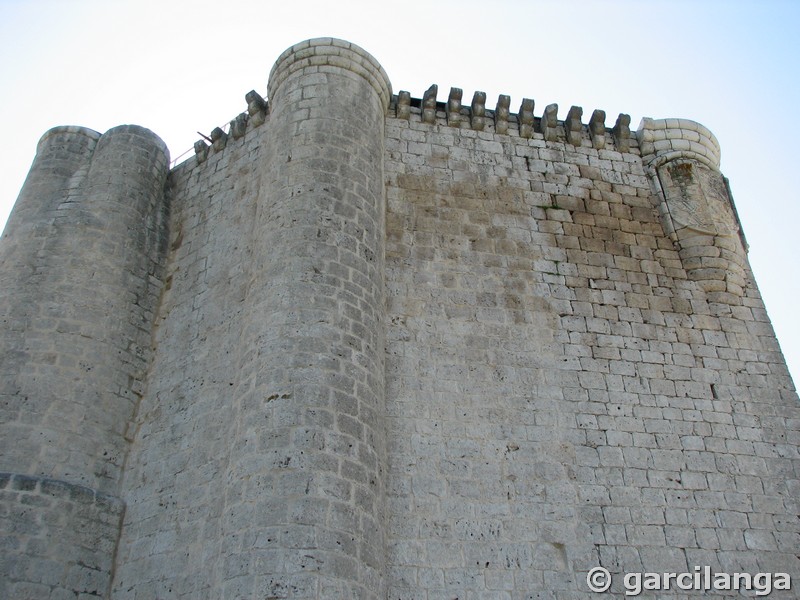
[656,160,738,236]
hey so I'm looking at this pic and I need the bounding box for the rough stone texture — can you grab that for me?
[0,124,170,598]
[110,112,265,599]
[0,473,124,599]
[115,38,392,600]
[0,124,170,492]
[382,104,798,598]
[0,38,798,599]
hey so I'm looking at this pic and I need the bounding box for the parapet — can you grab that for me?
[182,38,735,182]
[389,84,634,153]
[185,39,671,168]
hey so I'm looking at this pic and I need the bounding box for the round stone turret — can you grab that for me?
[220,38,391,598]
[638,118,748,304]
[0,124,169,597]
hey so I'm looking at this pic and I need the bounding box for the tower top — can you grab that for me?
[268,37,393,112]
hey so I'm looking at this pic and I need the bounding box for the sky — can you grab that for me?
[0,0,798,386]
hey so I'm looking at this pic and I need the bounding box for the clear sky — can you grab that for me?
[1,0,798,385]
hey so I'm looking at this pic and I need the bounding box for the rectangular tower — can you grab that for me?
[1,38,796,599]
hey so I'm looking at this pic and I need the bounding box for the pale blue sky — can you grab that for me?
[1,0,798,385]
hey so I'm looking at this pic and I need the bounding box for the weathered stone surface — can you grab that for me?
[397,90,411,120]
[447,87,462,127]
[422,83,438,124]
[566,105,584,146]
[245,89,267,126]
[194,138,208,161]
[0,124,169,598]
[589,108,606,149]
[210,126,228,151]
[0,473,124,600]
[495,93,510,134]
[542,102,559,141]
[613,112,631,152]
[1,37,797,600]
[471,90,486,131]
[519,97,535,139]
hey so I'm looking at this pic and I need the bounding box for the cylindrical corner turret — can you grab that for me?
[220,38,391,598]
[0,124,169,598]
[637,117,721,170]
[1,126,101,239]
[638,118,748,304]
[267,37,392,112]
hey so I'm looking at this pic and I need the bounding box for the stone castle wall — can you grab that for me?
[0,38,797,599]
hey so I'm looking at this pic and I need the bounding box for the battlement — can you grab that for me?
[390,86,636,152]
[190,88,269,164]
[190,85,638,166]
[187,70,726,182]
[183,35,732,195]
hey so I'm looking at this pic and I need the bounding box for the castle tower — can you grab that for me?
[106,39,393,600]
[1,37,797,600]
[0,125,169,598]
[218,38,392,598]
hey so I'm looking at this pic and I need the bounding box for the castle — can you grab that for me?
[0,38,797,598]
